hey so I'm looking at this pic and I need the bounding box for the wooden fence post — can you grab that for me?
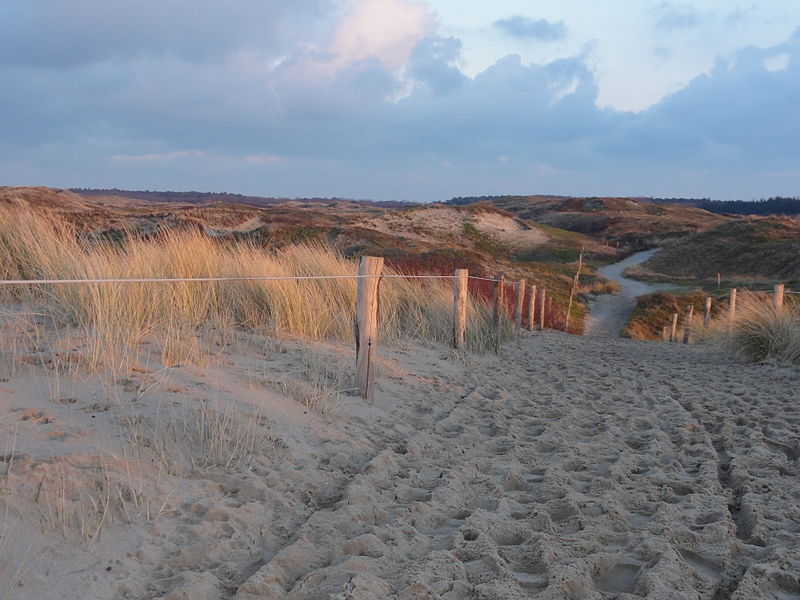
[703,297,712,329]
[492,274,506,352]
[565,250,583,332]
[355,256,383,400]
[774,283,785,315]
[682,305,694,344]
[728,288,737,334]
[661,326,670,342]
[527,285,537,331]
[669,312,678,342]
[538,288,546,331]
[453,269,468,350]
[515,279,525,332]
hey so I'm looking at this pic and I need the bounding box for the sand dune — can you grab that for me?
[1,331,799,599]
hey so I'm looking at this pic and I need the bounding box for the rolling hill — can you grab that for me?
[448,195,732,247]
[638,216,800,285]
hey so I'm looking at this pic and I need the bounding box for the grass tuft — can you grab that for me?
[714,295,800,364]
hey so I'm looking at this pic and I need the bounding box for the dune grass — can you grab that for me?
[0,203,507,546]
[705,293,800,364]
[0,204,499,375]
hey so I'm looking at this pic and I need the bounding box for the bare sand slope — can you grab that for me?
[2,333,799,599]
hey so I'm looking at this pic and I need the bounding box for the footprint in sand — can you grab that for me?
[593,557,643,595]
[499,544,549,594]
[677,548,723,580]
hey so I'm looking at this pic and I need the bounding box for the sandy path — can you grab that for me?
[228,335,800,599]
[2,333,799,599]
[584,249,663,338]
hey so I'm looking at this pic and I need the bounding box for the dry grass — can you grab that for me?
[0,204,499,378]
[581,279,622,295]
[32,456,168,546]
[706,294,800,364]
[0,204,510,580]
[273,349,355,412]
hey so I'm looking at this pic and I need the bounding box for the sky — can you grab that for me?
[1,0,799,202]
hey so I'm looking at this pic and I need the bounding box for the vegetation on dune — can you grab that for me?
[625,287,800,366]
[0,205,502,374]
[70,187,414,209]
[1,187,632,336]
[712,295,800,365]
[624,291,715,341]
[447,195,731,248]
[642,217,800,285]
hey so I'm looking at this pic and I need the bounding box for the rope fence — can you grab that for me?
[0,257,560,400]
[0,274,515,286]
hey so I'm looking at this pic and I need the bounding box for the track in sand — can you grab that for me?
[223,335,799,599]
[4,332,798,599]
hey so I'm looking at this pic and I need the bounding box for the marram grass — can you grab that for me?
[705,294,800,365]
[0,204,499,370]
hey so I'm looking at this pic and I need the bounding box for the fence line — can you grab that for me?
[466,275,502,283]
[0,258,562,399]
[0,274,519,286]
[667,283,798,344]
[737,289,800,295]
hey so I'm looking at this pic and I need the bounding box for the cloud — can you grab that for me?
[763,52,790,72]
[493,16,568,42]
[0,4,799,201]
[653,46,672,60]
[409,36,465,95]
[110,150,204,162]
[652,2,702,31]
[0,0,335,67]
[597,37,800,168]
[245,154,282,164]
[329,0,435,70]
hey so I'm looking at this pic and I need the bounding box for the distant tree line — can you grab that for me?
[651,196,800,216]
[70,188,412,209]
[448,195,800,216]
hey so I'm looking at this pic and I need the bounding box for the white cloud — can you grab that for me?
[245,154,282,164]
[110,150,204,162]
[493,16,567,41]
[763,52,790,72]
[329,0,436,70]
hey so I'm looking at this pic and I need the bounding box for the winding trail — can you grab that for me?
[584,249,662,338]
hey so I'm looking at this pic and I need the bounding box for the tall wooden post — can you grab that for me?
[526,285,537,331]
[682,305,694,344]
[565,250,583,332]
[717,273,721,288]
[514,279,525,332]
[728,288,737,334]
[661,326,670,342]
[355,256,383,400]
[774,283,785,315]
[492,274,506,329]
[669,312,678,342]
[538,288,546,331]
[492,274,506,353]
[453,269,468,350]
[703,297,712,329]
